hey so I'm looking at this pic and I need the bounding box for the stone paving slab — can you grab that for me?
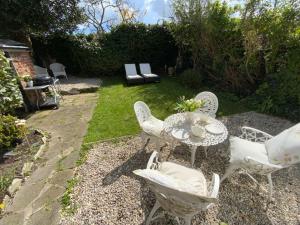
[59,76,101,95]
[0,93,98,225]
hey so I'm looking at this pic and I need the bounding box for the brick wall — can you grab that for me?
[9,51,36,78]
[6,50,40,107]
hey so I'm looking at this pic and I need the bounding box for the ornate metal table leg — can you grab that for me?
[190,145,197,167]
[203,146,208,158]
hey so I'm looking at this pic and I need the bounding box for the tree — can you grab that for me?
[0,0,84,45]
[170,0,246,89]
[83,0,140,37]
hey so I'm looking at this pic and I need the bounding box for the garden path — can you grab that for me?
[0,93,98,225]
[59,75,101,95]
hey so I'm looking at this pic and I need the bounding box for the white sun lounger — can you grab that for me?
[125,64,144,85]
[139,63,160,83]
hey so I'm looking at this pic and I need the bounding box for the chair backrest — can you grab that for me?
[50,63,65,72]
[139,63,152,74]
[34,65,48,75]
[134,170,219,217]
[195,91,218,116]
[265,123,300,166]
[134,101,152,126]
[125,64,137,76]
[134,151,220,217]
[149,180,217,217]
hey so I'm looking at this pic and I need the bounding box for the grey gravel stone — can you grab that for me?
[60,112,299,225]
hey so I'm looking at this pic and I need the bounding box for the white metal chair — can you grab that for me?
[134,101,164,150]
[194,91,218,118]
[49,63,68,79]
[134,151,220,225]
[34,65,49,77]
[125,64,144,85]
[139,63,160,83]
[221,124,300,196]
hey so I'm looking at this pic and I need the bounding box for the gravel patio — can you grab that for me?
[60,112,299,225]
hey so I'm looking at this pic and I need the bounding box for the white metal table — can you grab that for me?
[164,112,228,167]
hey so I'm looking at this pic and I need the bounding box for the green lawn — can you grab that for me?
[84,76,251,143]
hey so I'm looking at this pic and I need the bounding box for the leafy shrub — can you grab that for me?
[0,50,23,114]
[31,23,177,76]
[179,69,203,89]
[255,70,300,121]
[0,115,24,153]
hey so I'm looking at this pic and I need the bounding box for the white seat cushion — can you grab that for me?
[133,163,207,197]
[159,162,207,196]
[127,74,143,79]
[142,73,159,78]
[265,123,300,166]
[141,116,164,137]
[230,136,269,164]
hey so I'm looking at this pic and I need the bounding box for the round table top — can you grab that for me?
[163,112,228,147]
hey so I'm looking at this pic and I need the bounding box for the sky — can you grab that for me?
[78,0,243,33]
[125,0,243,23]
[135,0,172,24]
[78,0,172,33]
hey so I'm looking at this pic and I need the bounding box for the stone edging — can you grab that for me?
[2,129,48,209]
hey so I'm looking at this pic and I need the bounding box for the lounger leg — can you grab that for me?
[146,201,161,225]
[267,173,273,197]
[221,164,238,182]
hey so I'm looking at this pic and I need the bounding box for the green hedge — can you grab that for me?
[31,23,177,76]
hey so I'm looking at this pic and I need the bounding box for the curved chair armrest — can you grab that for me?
[245,156,283,173]
[147,151,160,170]
[240,126,273,143]
[208,173,220,198]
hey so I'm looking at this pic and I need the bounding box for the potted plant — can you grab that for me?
[175,96,205,113]
[174,96,208,138]
[22,75,33,87]
[174,96,205,123]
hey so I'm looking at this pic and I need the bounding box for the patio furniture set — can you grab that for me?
[23,63,67,109]
[125,63,160,85]
[133,92,300,225]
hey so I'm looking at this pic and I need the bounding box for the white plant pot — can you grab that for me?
[185,112,195,124]
[27,81,33,87]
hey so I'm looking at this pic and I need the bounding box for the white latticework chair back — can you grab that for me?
[240,126,273,143]
[195,91,218,117]
[134,151,220,225]
[221,126,290,196]
[230,127,281,175]
[134,101,152,127]
[149,180,218,218]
